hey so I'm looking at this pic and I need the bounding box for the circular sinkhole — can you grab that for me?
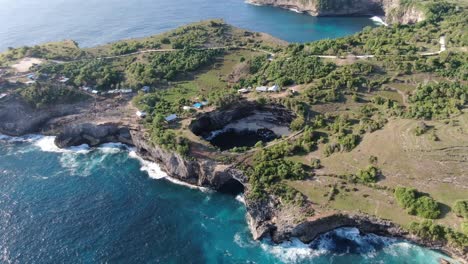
[189,101,295,151]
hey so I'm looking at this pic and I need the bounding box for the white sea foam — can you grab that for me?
[289,8,303,14]
[97,142,129,154]
[128,150,211,192]
[128,150,167,179]
[261,238,325,263]
[32,136,91,154]
[244,0,263,6]
[234,232,256,248]
[370,16,388,26]
[235,194,245,204]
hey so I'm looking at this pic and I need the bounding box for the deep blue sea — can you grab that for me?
[0,135,455,263]
[0,0,377,51]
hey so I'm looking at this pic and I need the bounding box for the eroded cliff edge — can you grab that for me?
[247,0,425,24]
[0,96,465,262]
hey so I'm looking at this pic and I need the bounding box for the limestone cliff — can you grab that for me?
[247,0,425,24]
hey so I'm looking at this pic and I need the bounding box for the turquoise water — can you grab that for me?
[0,135,454,263]
[0,0,376,51]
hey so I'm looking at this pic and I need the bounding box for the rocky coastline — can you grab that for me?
[0,96,465,263]
[246,0,425,24]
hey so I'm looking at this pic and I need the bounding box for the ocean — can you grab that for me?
[0,0,377,51]
[0,135,454,263]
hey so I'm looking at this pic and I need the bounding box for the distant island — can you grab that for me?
[0,0,467,262]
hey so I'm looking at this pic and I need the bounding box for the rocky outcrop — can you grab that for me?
[0,95,88,136]
[247,0,425,24]
[189,101,294,137]
[54,123,133,148]
[131,130,247,193]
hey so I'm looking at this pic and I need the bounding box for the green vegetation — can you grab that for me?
[125,48,223,87]
[453,200,468,219]
[355,166,380,183]
[394,187,441,219]
[408,82,467,120]
[20,83,87,108]
[39,60,123,90]
[0,40,86,66]
[409,220,468,249]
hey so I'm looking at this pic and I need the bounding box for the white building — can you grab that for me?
[268,84,280,92]
[165,114,178,122]
[136,111,147,118]
[59,77,70,83]
[237,88,250,94]
[256,86,268,92]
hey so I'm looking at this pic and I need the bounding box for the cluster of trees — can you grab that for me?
[305,62,374,104]
[394,187,441,219]
[453,200,468,235]
[355,166,380,183]
[262,49,336,86]
[147,115,190,156]
[247,144,306,200]
[125,48,223,87]
[39,59,123,90]
[1,41,86,66]
[408,82,467,120]
[409,220,468,249]
[20,82,87,108]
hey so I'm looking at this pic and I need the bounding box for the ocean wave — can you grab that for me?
[235,194,245,204]
[234,232,257,248]
[128,150,168,179]
[244,0,263,7]
[370,16,388,27]
[1,134,214,191]
[261,238,325,263]
[128,150,212,192]
[97,142,131,154]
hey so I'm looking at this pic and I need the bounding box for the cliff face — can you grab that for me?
[247,0,425,24]
[131,130,247,192]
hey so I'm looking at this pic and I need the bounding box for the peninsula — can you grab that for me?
[0,0,467,262]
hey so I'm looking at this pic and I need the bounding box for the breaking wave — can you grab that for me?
[370,16,388,27]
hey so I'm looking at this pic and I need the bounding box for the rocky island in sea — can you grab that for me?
[0,0,467,263]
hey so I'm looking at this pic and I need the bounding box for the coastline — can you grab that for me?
[1,128,466,263]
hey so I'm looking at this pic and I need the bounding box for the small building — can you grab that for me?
[0,93,7,99]
[136,111,147,118]
[82,86,91,91]
[237,88,250,94]
[27,74,36,80]
[91,90,99,94]
[182,106,192,111]
[201,101,208,106]
[25,80,36,85]
[193,102,203,109]
[59,77,70,83]
[142,86,150,93]
[120,89,132,94]
[165,114,178,122]
[268,84,280,92]
[256,86,268,92]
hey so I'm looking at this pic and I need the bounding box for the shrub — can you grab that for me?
[290,116,305,131]
[453,200,468,219]
[356,166,380,183]
[409,220,468,249]
[394,187,441,219]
